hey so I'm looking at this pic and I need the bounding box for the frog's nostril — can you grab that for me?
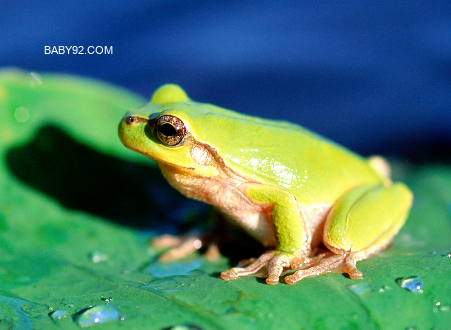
[125,115,137,125]
[125,115,149,126]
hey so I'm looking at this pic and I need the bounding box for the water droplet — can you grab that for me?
[396,276,423,294]
[378,285,392,293]
[163,324,204,330]
[74,305,121,328]
[347,283,373,297]
[405,327,418,330]
[61,300,75,308]
[101,297,113,304]
[49,310,69,322]
[14,107,30,123]
[89,251,108,263]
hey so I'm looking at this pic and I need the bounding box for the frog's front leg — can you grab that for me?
[285,183,413,284]
[220,184,311,285]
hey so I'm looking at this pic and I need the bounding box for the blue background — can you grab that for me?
[2,0,451,161]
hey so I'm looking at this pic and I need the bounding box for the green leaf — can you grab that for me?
[0,68,450,330]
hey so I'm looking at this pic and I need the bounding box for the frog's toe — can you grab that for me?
[154,235,203,262]
[343,256,363,279]
[151,234,184,249]
[220,267,262,281]
[265,254,291,285]
[220,251,274,281]
[220,269,240,280]
[284,254,346,285]
[284,254,366,284]
[221,251,297,285]
[204,243,221,261]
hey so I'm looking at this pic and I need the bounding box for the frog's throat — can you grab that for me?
[150,138,255,184]
[193,140,256,182]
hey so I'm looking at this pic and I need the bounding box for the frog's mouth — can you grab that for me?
[151,158,196,172]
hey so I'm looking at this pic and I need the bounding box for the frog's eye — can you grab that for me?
[155,115,186,146]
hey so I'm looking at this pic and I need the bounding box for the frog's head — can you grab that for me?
[118,84,223,178]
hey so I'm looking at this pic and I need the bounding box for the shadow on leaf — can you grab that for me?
[5,125,206,231]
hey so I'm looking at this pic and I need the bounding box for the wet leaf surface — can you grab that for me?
[0,69,450,329]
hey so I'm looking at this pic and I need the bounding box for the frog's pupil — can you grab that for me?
[160,123,176,136]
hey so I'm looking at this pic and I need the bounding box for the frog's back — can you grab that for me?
[177,103,383,205]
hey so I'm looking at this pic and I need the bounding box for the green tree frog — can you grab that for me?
[118,84,413,285]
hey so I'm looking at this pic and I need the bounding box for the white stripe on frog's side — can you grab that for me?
[302,204,332,249]
[157,159,278,247]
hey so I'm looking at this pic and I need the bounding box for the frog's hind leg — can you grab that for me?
[285,183,413,285]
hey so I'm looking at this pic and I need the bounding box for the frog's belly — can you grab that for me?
[158,163,277,247]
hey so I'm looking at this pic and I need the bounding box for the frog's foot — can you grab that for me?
[221,251,324,285]
[152,234,221,262]
[284,254,363,285]
[221,251,275,281]
[287,181,412,285]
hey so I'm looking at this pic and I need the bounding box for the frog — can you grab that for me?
[118,84,413,285]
